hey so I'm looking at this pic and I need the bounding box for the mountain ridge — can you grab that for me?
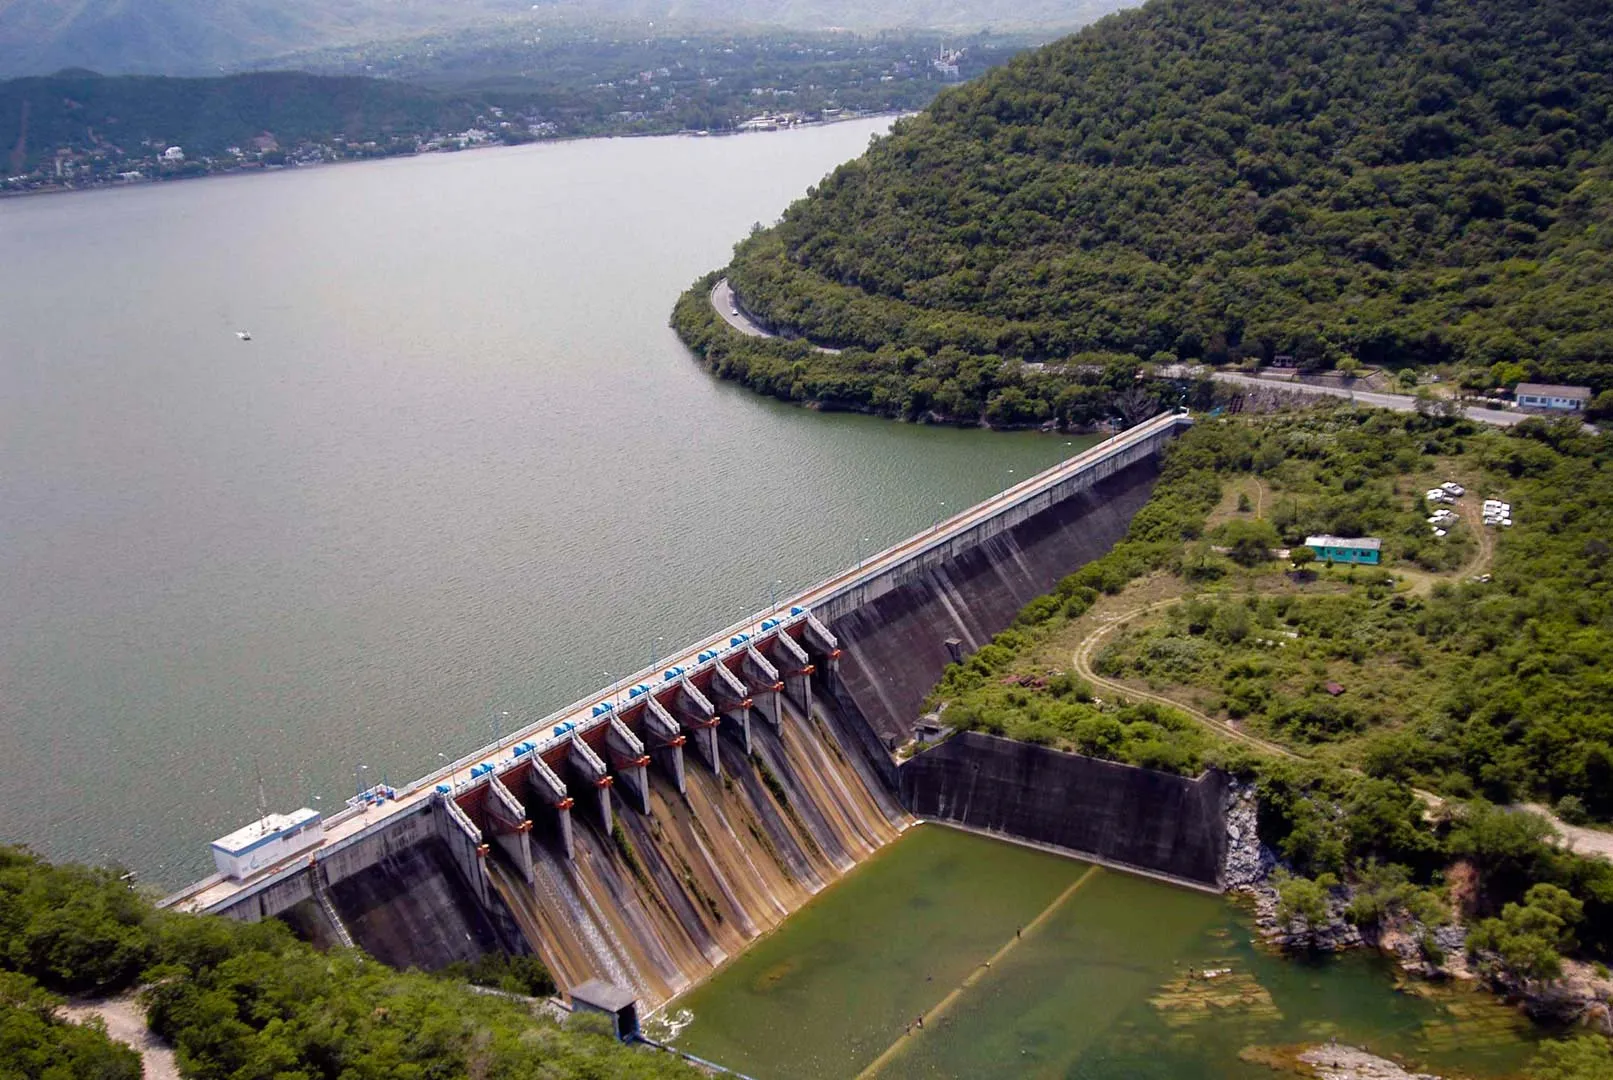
[0,0,1127,77]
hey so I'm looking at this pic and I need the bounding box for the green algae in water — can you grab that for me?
[669,826,1541,1079]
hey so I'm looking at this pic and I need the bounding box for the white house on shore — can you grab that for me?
[1515,383,1592,411]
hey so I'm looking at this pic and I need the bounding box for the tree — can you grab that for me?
[1528,1035,1613,1080]
[1215,518,1280,567]
[1336,357,1362,379]
[1491,362,1529,390]
[1274,871,1337,945]
[1467,884,1584,983]
[1290,545,1316,572]
[1445,803,1559,912]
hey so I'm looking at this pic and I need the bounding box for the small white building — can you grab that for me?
[1515,382,1591,411]
[211,808,323,880]
[161,146,185,162]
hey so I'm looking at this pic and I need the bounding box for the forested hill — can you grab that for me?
[714,0,1613,408]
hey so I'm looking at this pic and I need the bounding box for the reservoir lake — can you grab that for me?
[0,119,1081,884]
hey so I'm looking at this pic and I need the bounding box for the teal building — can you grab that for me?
[1305,534,1381,565]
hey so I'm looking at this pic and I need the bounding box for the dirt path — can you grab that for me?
[1523,804,1613,862]
[1459,496,1496,580]
[60,993,179,1080]
[1069,598,1299,760]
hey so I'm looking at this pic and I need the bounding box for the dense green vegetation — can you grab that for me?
[0,845,695,1080]
[922,406,1613,988]
[672,270,1214,423]
[0,972,140,1080]
[681,0,1613,422]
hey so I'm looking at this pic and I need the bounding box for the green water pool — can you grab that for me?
[665,825,1539,1079]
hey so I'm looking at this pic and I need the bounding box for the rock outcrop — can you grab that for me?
[1298,1044,1445,1080]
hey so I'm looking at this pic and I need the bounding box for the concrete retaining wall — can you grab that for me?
[319,803,436,888]
[898,732,1229,889]
[828,455,1161,748]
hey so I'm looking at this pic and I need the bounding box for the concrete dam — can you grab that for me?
[164,412,1224,1006]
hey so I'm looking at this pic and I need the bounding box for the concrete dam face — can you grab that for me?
[487,697,906,1004]
[176,416,1221,1009]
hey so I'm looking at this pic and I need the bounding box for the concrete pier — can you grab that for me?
[766,630,815,714]
[567,736,615,835]
[740,647,784,726]
[671,678,722,774]
[708,663,753,753]
[641,699,688,793]
[605,719,652,816]
[484,775,535,883]
[802,614,841,694]
[523,757,576,858]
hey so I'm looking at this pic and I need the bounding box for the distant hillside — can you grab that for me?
[0,0,534,76]
[540,0,1130,33]
[0,70,488,172]
[695,0,1613,423]
[0,0,1130,77]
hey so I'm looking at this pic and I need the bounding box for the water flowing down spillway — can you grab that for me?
[488,697,909,1005]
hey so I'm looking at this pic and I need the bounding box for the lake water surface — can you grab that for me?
[0,122,1080,884]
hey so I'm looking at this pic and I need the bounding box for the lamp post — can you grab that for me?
[487,708,510,750]
[353,762,368,800]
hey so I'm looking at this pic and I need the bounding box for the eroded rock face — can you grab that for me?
[1222,784,1271,890]
[1482,959,1613,1035]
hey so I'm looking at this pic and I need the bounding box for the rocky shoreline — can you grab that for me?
[1220,784,1613,1036]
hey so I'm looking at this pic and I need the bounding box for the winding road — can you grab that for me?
[1212,371,1528,428]
[707,283,1547,430]
[710,278,769,338]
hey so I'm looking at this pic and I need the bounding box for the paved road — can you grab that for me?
[711,278,769,338]
[710,278,839,353]
[706,289,1542,430]
[1211,371,1527,427]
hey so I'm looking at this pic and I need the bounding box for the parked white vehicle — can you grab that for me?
[1441,482,1466,496]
